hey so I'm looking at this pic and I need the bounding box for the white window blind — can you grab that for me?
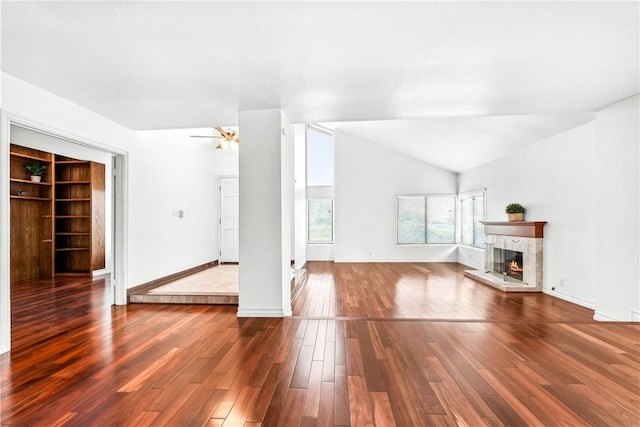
[397,195,456,244]
[460,191,486,248]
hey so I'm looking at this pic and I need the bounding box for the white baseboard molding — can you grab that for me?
[237,308,289,318]
[457,259,483,270]
[593,311,621,322]
[542,287,596,310]
[631,310,640,322]
[92,268,111,278]
[334,258,457,263]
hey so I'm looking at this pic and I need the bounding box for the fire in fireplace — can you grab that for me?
[493,249,524,281]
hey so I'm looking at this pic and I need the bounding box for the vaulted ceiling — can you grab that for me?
[2,1,637,172]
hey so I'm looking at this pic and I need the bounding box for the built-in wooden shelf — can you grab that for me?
[10,196,51,201]
[481,221,547,238]
[56,181,90,185]
[55,160,89,164]
[9,151,52,162]
[10,178,52,186]
[54,154,105,276]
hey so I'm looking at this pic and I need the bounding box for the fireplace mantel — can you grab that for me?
[481,221,547,238]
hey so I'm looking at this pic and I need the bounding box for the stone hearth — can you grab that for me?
[464,221,546,292]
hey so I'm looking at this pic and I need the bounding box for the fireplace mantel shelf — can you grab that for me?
[481,221,547,238]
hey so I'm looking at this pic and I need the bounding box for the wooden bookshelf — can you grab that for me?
[54,155,105,275]
[9,144,54,282]
[8,144,106,281]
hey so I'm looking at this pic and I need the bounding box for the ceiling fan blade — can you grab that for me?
[214,126,229,138]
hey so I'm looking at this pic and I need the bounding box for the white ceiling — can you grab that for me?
[2,1,638,172]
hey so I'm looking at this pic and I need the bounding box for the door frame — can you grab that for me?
[0,111,129,354]
[218,175,239,264]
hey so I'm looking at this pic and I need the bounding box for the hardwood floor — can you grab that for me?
[1,262,638,426]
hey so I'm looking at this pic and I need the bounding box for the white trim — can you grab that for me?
[593,311,621,322]
[0,111,10,354]
[630,310,640,322]
[92,268,111,278]
[542,287,596,310]
[334,258,457,263]
[0,111,130,354]
[457,259,484,270]
[237,308,289,317]
[217,175,239,263]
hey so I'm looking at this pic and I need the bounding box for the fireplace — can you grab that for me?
[493,249,524,281]
[464,221,546,292]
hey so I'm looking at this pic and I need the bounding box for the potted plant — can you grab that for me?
[23,161,47,182]
[505,203,525,221]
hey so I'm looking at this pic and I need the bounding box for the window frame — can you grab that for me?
[307,198,334,244]
[458,189,486,249]
[396,194,457,245]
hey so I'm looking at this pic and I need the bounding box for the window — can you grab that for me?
[397,195,456,244]
[306,126,334,186]
[306,125,335,244]
[308,199,333,243]
[460,190,486,248]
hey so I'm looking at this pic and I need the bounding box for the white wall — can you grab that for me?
[594,95,639,321]
[334,130,458,262]
[459,121,598,308]
[238,109,292,317]
[215,149,239,176]
[132,129,218,284]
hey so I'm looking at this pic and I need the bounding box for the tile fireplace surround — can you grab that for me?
[464,221,547,292]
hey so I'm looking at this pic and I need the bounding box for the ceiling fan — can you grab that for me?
[191,127,239,150]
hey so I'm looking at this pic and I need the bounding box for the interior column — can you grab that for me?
[238,109,293,317]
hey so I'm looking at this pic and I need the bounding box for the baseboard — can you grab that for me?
[237,308,289,317]
[542,287,596,310]
[457,259,483,270]
[593,311,620,321]
[92,268,111,278]
[127,260,218,296]
[333,258,457,263]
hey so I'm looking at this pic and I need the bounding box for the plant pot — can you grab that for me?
[508,213,524,222]
[30,176,42,183]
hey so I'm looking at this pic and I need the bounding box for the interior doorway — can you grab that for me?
[1,115,129,354]
[219,176,239,263]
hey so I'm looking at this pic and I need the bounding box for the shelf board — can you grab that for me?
[42,239,53,243]
[10,196,51,201]
[10,151,52,162]
[55,247,90,252]
[10,178,52,186]
[55,181,90,185]
[55,215,90,219]
[55,232,90,236]
[55,160,89,165]
[55,198,90,202]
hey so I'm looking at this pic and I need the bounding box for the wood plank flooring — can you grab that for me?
[1,262,639,426]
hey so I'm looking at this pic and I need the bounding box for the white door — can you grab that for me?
[219,176,239,263]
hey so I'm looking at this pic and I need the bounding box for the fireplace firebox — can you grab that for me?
[493,249,524,281]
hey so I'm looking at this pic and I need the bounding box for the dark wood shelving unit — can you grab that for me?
[54,155,105,276]
[9,143,106,282]
[9,144,54,282]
